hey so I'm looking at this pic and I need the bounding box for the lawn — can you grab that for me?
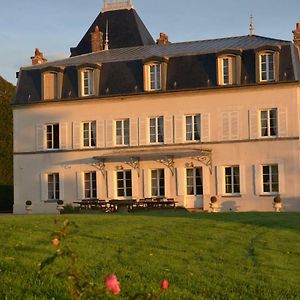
[0,210,299,299]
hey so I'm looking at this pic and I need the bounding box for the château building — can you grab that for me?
[13,0,300,213]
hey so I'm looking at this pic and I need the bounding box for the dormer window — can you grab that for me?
[259,52,275,82]
[217,53,241,86]
[43,72,58,100]
[81,69,94,96]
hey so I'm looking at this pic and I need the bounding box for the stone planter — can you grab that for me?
[273,202,282,212]
[25,205,32,214]
[56,205,64,213]
[209,202,219,213]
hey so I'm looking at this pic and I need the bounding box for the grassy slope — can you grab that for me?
[0,211,299,300]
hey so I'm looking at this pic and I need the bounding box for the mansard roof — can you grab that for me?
[70,8,155,56]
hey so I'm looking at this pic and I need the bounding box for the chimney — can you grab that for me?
[156,33,171,45]
[30,48,47,65]
[91,26,103,52]
[293,23,300,48]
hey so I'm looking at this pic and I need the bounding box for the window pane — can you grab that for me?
[53,124,59,149]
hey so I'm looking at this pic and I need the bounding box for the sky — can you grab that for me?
[0,0,299,84]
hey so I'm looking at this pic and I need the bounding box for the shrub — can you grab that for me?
[210,196,218,203]
[25,200,32,206]
[274,196,281,203]
[57,200,64,205]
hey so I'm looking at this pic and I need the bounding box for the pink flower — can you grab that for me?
[161,279,169,290]
[105,274,121,295]
[51,238,60,247]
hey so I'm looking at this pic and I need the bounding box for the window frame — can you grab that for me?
[117,170,132,198]
[262,164,279,194]
[260,108,278,138]
[224,166,240,195]
[46,123,60,150]
[149,116,164,144]
[81,68,94,97]
[217,55,238,86]
[115,119,130,146]
[144,62,162,91]
[82,121,96,148]
[48,173,60,201]
[186,167,203,196]
[84,171,97,199]
[151,169,165,197]
[185,114,201,142]
[259,52,275,82]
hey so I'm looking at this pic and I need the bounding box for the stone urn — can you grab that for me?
[25,200,32,214]
[56,200,64,213]
[209,196,219,213]
[273,196,282,212]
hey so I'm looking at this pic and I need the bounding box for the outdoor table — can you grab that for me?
[108,199,136,213]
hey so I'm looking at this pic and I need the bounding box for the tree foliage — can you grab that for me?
[0,75,15,185]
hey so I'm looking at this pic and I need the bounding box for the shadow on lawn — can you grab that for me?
[130,208,300,232]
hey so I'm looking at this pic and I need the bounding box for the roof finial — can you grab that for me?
[104,20,109,51]
[249,14,255,36]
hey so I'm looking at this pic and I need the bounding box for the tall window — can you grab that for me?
[116,119,130,146]
[186,115,201,141]
[43,72,58,100]
[151,169,165,197]
[81,69,94,96]
[48,173,60,200]
[224,166,240,194]
[260,109,277,137]
[259,52,275,82]
[84,172,97,199]
[46,124,59,149]
[149,64,161,91]
[117,170,132,197]
[83,121,96,147]
[262,165,279,193]
[218,56,237,85]
[149,116,164,143]
[222,58,230,85]
[186,168,203,195]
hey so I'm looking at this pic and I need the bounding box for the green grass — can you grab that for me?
[0,210,299,299]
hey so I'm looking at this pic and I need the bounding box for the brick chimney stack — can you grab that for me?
[31,48,47,65]
[91,26,104,52]
[293,23,300,48]
[156,33,171,45]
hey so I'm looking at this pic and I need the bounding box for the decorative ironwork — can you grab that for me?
[157,156,175,175]
[124,157,140,177]
[90,159,106,177]
[191,150,212,174]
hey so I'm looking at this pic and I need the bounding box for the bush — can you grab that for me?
[210,196,218,203]
[57,200,64,205]
[26,200,32,206]
[274,196,281,203]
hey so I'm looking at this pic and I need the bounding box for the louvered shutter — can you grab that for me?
[106,120,113,148]
[76,172,84,200]
[216,166,223,196]
[96,120,105,148]
[230,111,239,140]
[130,118,138,146]
[144,170,151,198]
[40,173,48,201]
[60,122,68,150]
[239,165,246,195]
[202,167,211,197]
[278,107,287,137]
[164,115,173,144]
[96,171,102,199]
[177,167,186,196]
[254,165,262,196]
[139,117,147,145]
[278,163,286,195]
[164,169,172,198]
[59,173,64,201]
[201,113,210,142]
[221,112,230,141]
[174,115,183,143]
[249,110,259,139]
[132,171,139,198]
[36,123,45,151]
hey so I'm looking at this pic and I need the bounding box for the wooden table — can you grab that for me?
[73,199,107,210]
[108,199,136,213]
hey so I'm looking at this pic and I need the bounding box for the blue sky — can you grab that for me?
[0,0,299,84]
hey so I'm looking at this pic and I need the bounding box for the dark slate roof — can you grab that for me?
[70,8,155,56]
[24,35,292,70]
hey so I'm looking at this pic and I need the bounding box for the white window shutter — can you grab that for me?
[106,120,113,148]
[201,113,210,142]
[60,122,68,150]
[221,112,230,141]
[278,163,285,195]
[59,173,64,201]
[96,171,102,199]
[107,171,116,199]
[139,117,147,145]
[254,165,262,195]
[144,170,151,198]
[230,111,239,140]
[164,169,172,198]
[174,115,183,144]
[40,173,48,201]
[76,172,84,200]
[216,166,223,196]
[97,120,105,148]
[132,171,139,198]
[130,118,138,146]
[73,122,81,149]
[239,165,246,195]
[202,167,210,196]
[177,168,186,196]
[36,123,45,151]
[278,107,288,137]
[164,115,173,144]
[249,110,259,139]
